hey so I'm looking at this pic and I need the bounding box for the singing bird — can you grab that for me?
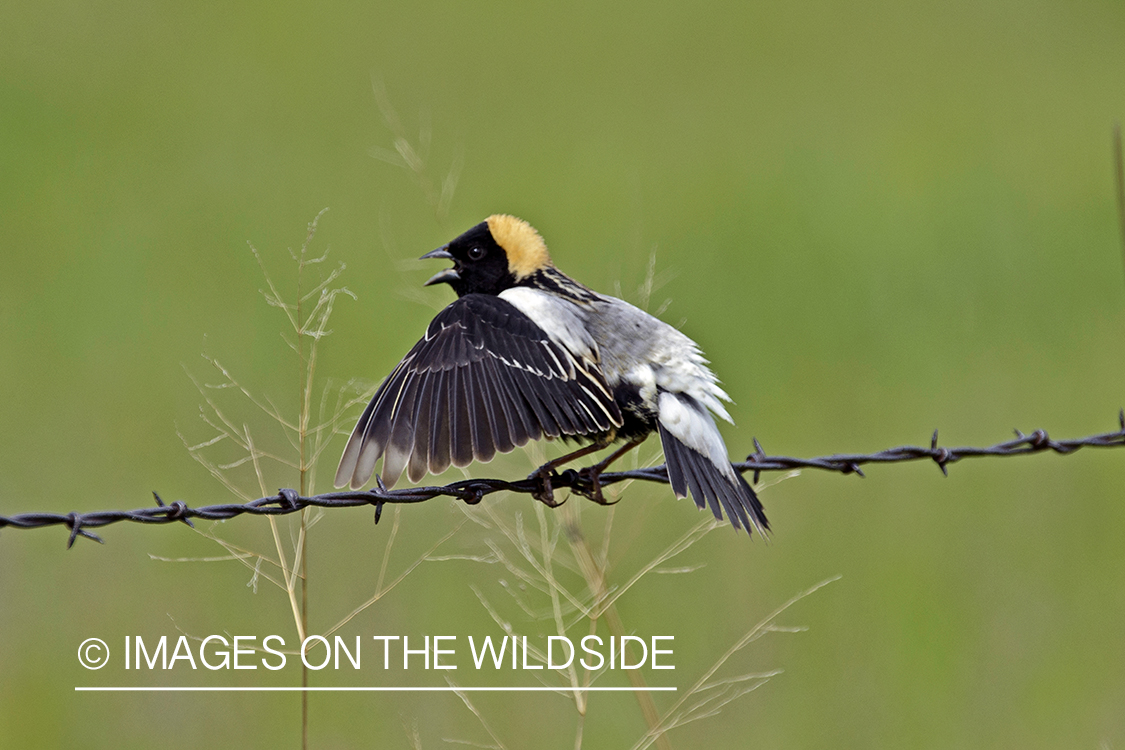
[334,215,768,536]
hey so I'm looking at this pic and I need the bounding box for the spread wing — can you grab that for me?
[335,293,623,489]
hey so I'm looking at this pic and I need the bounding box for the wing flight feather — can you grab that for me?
[335,294,622,490]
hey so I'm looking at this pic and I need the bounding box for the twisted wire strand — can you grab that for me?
[4,412,1124,548]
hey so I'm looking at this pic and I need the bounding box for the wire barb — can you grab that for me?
[153,491,194,528]
[4,414,1125,546]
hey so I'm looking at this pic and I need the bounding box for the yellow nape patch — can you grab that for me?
[487,214,553,279]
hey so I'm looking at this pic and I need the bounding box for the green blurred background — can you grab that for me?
[3,0,1125,747]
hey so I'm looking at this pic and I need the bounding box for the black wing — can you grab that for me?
[335,294,623,489]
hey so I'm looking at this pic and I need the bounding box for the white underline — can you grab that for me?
[75,686,676,692]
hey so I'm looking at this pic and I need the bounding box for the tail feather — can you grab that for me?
[658,422,769,537]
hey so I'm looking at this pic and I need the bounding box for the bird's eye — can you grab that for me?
[467,246,485,261]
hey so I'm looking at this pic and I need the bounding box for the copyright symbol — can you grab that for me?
[78,638,109,670]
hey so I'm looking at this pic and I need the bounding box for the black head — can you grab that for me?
[421,215,553,297]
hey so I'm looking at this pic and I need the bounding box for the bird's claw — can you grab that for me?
[574,466,618,505]
[529,467,566,508]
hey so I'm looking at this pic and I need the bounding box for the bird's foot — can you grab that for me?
[528,466,567,508]
[575,465,619,506]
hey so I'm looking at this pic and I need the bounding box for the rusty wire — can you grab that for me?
[3,412,1125,548]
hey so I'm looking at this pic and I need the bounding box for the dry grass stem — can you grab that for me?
[629,575,841,750]
[370,78,462,224]
[322,518,468,639]
[445,677,510,750]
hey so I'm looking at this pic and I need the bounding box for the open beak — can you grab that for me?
[420,246,459,287]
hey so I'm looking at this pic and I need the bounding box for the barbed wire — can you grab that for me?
[4,412,1125,548]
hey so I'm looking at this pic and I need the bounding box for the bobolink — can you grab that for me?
[335,215,768,536]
